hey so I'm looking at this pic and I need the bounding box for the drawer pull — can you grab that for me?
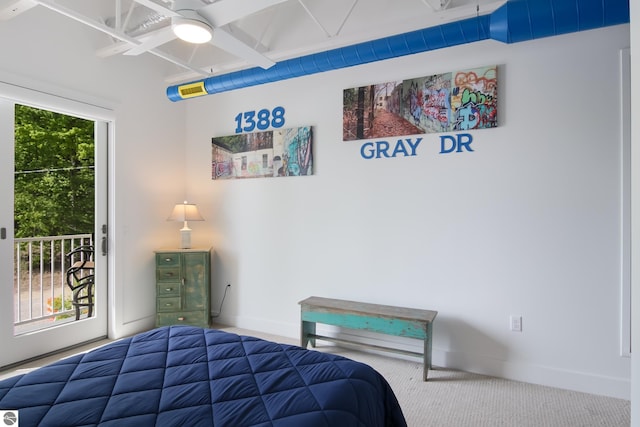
[165,288,173,292]
[178,317,185,321]
[164,272,174,277]
[165,303,173,307]
[164,258,173,262]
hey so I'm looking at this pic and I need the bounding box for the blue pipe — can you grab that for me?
[167,0,629,101]
[489,0,629,43]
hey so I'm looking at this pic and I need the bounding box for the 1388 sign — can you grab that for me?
[234,106,285,133]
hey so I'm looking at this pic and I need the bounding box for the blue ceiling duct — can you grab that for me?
[167,0,629,102]
[489,0,629,43]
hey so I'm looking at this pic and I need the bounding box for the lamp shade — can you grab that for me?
[168,201,204,249]
[168,201,204,222]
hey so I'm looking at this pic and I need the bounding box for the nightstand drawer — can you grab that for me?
[156,253,181,267]
[157,267,180,281]
[156,311,208,327]
[157,283,180,297]
[157,297,182,312]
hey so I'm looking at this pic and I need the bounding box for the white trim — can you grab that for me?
[0,80,115,121]
[0,68,116,120]
[432,348,630,400]
[620,48,631,358]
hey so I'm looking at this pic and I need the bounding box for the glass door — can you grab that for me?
[0,87,110,368]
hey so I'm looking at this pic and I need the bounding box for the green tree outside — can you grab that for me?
[14,104,95,239]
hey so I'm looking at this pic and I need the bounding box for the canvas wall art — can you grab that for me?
[343,65,497,141]
[212,126,313,180]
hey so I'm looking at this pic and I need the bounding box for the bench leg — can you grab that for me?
[423,322,433,381]
[301,320,316,348]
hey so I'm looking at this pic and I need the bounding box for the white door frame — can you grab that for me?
[0,80,113,367]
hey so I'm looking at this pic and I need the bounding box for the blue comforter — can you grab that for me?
[0,326,407,426]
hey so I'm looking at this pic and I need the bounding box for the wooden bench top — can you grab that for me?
[299,296,437,323]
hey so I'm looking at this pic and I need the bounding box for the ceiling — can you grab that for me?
[0,0,505,84]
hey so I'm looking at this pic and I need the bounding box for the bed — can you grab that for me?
[0,325,407,426]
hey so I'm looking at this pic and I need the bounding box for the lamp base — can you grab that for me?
[180,228,192,249]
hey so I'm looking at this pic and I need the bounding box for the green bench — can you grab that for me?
[299,296,438,381]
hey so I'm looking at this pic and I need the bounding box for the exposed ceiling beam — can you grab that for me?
[31,0,210,77]
[296,0,360,39]
[162,0,506,84]
[131,0,179,18]
[297,0,331,39]
[421,0,453,11]
[0,0,37,21]
[124,25,175,55]
[334,0,358,37]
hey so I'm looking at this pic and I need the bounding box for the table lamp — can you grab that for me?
[168,201,204,249]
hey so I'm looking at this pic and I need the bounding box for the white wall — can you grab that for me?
[184,24,631,399]
[0,6,186,338]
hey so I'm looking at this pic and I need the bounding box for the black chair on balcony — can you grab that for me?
[65,245,95,321]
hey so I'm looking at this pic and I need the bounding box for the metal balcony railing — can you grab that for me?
[13,234,93,334]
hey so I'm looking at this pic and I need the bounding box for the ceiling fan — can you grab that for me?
[127,0,287,69]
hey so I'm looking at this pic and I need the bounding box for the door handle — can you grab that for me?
[0,227,5,240]
[101,224,108,256]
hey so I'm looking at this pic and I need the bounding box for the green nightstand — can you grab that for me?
[155,248,211,328]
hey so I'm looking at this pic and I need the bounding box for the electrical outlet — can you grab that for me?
[510,315,522,332]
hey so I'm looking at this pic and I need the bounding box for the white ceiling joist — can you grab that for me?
[421,0,453,11]
[0,0,37,21]
[31,0,210,77]
[296,0,359,39]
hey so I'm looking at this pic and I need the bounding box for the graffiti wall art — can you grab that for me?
[343,65,497,141]
[212,126,313,180]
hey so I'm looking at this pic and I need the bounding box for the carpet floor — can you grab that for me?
[220,326,631,427]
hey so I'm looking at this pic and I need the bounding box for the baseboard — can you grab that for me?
[221,315,630,400]
[215,314,299,339]
[434,348,630,400]
[111,316,155,340]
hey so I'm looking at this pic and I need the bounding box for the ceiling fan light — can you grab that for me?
[172,17,212,44]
